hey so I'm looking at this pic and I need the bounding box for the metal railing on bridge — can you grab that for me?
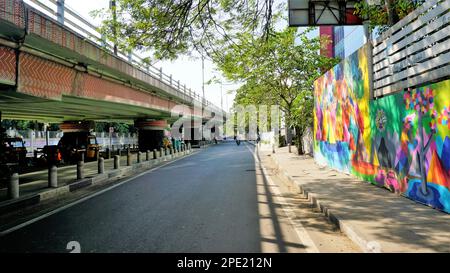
[23,0,219,111]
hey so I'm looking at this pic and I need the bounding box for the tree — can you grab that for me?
[217,27,338,154]
[291,89,314,154]
[95,122,137,134]
[92,0,281,61]
[354,0,424,34]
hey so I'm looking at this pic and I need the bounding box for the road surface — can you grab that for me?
[0,141,358,253]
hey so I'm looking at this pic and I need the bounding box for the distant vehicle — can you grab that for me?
[57,132,100,163]
[0,137,28,180]
[2,137,28,165]
[35,145,63,166]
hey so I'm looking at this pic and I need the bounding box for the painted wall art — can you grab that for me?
[313,44,450,213]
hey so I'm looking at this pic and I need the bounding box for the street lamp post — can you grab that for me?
[202,56,205,101]
[110,0,118,55]
[220,83,223,110]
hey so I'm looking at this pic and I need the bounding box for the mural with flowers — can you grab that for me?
[314,44,450,213]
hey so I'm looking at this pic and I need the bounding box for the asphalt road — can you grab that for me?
[0,141,359,253]
[0,142,272,252]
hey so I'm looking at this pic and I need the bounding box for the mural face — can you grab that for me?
[314,44,450,213]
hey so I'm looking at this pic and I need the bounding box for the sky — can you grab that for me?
[26,0,365,111]
[66,0,239,112]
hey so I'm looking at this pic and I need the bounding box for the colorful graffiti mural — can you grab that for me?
[313,44,450,213]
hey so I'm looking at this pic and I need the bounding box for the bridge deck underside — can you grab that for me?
[0,90,169,123]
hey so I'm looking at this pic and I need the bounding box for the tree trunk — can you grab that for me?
[385,0,399,26]
[295,126,304,155]
[285,110,292,147]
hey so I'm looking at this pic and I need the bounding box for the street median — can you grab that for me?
[0,148,195,218]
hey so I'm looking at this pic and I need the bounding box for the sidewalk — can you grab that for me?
[258,144,450,253]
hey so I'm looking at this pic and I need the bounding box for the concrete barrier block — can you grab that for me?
[69,178,93,192]
[39,186,70,201]
[92,173,109,184]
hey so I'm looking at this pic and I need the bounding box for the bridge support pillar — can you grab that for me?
[183,119,203,148]
[135,120,167,152]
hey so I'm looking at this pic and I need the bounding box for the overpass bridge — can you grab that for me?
[0,0,224,150]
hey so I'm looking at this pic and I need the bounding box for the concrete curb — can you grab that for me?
[0,149,194,216]
[266,150,372,253]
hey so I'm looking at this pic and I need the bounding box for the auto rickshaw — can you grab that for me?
[58,132,100,163]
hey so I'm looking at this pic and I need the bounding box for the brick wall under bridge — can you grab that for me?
[0,46,191,121]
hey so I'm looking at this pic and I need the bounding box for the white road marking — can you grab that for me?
[0,152,197,237]
[244,143,320,253]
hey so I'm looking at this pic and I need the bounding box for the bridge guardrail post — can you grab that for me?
[48,165,58,188]
[8,173,19,199]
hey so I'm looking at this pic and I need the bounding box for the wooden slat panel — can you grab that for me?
[374,26,449,73]
[371,0,450,97]
[374,12,450,66]
[374,32,449,78]
[374,51,450,89]
[384,2,448,57]
[374,64,450,96]
[373,0,443,51]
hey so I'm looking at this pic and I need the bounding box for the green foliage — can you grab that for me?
[2,120,31,130]
[216,27,338,153]
[354,0,424,34]
[233,29,335,112]
[292,89,313,134]
[219,28,338,116]
[92,0,281,60]
[95,122,137,134]
[0,120,60,131]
